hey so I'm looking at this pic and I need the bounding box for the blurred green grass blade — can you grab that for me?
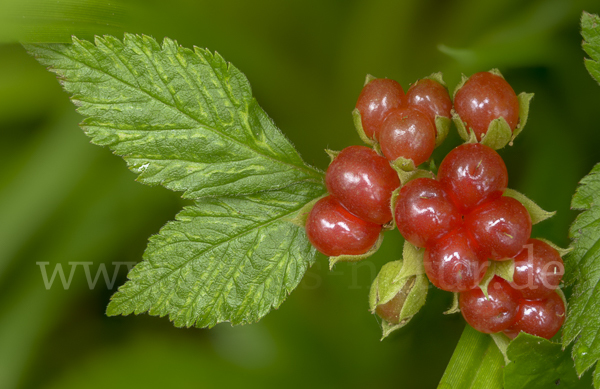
[438,325,504,389]
[0,0,134,43]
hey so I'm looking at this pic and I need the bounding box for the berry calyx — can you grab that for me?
[504,292,566,340]
[355,78,405,140]
[406,78,452,123]
[510,239,565,300]
[326,146,400,225]
[394,177,461,248]
[378,107,436,166]
[437,143,508,214]
[465,196,532,260]
[454,71,520,141]
[459,276,521,333]
[305,196,381,257]
[375,287,409,325]
[423,228,489,292]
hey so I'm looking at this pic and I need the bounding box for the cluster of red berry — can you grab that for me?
[305,71,565,340]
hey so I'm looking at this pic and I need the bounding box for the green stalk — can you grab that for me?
[438,325,504,389]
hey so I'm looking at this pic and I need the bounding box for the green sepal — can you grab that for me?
[352,108,376,147]
[452,110,478,144]
[434,115,451,148]
[325,149,340,163]
[288,194,328,228]
[364,74,377,86]
[393,168,435,186]
[369,259,428,339]
[444,292,460,315]
[490,332,511,365]
[479,259,515,298]
[391,156,416,173]
[380,275,429,339]
[452,73,469,101]
[369,260,404,310]
[511,92,534,144]
[480,116,513,150]
[423,71,447,87]
[393,241,426,283]
[536,238,572,257]
[418,72,450,148]
[329,232,384,269]
[503,188,556,224]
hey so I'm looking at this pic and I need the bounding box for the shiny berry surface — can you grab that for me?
[459,276,521,333]
[465,197,532,260]
[355,78,405,139]
[394,178,461,247]
[406,78,452,122]
[437,143,508,214]
[504,292,566,340]
[424,228,488,292]
[305,196,381,257]
[378,107,436,166]
[454,71,520,141]
[326,146,400,225]
[511,239,564,300]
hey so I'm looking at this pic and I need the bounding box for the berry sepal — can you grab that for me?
[288,194,328,228]
[352,108,377,147]
[503,188,556,225]
[479,259,515,298]
[536,238,572,257]
[328,232,384,269]
[420,72,451,147]
[444,292,460,315]
[369,259,429,339]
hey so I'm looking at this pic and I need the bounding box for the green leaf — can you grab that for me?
[582,12,600,85]
[438,325,504,389]
[504,333,581,389]
[25,34,323,199]
[503,188,556,224]
[563,163,600,383]
[106,182,326,327]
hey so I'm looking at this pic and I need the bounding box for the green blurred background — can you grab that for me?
[1,0,600,388]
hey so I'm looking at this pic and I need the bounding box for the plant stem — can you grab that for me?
[438,324,504,389]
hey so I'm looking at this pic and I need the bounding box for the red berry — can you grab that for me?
[326,146,400,225]
[355,78,405,139]
[394,178,461,247]
[504,292,566,340]
[465,197,532,260]
[459,276,521,333]
[378,107,436,166]
[437,143,508,214]
[510,239,564,300]
[406,78,452,122]
[424,228,489,292]
[454,71,520,141]
[305,196,381,257]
